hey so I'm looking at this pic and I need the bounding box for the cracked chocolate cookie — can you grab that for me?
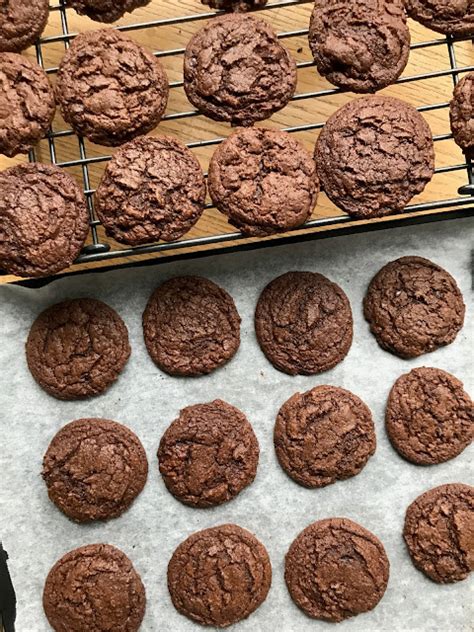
[209,128,318,235]
[143,276,241,376]
[0,0,49,53]
[404,483,474,583]
[0,53,55,157]
[407,0,474,36]
[26,298,131,399]
[168,524,271,627]
[201,0,268,10]
[43,544,146,632]
[255,271,353,375]
[275,386,376,487]
[66,0,151,23]
[386,367,473,465]
[43,418,148,522]
[184,14,296,126]
[315,95,435,219]
[0,163,89,278]
[364,256,465,358]
[450,72,474,156]
[56,29,168,146]
[95,136,206,245]
[309,0,410,93]
[158,400,259,507]
[285,518,390,622]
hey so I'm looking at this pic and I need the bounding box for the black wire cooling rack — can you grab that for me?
[10,0,474,276]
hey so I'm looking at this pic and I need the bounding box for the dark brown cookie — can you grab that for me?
[208,128,318,236]
[315,95,435,219]
[0,53,55,157]
[43,543,146,632]
[184,14,296,126]
[168,524,271,627]
[66,0,150,23]
[158,400,259,507]
[201,0,268,10]
[386,367,473,465]
[26,298,131,399]
[0,163,89,278]
[143,276,241,376]
[56,29,168,146]
[255,271,353,375]
[407,0,474,35]
[450,72,474,157]
[95,136,206,245]
[0,0,49,53]
[275,386,376,488]
[364,256,465,358]
[404,483,474,583]
[43,418,148,522]
[286,518,389,622]
[309,0,410,93]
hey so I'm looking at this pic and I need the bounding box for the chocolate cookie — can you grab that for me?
[26,298,131,399]
[315,95,435,219]
[404,483,474,583]
[209,128,318,235]
[184,14,296,126]
[66,0,151,23]
[95,136,206,245]
[43,544,146,632]
[158,400,259,507]
[143,276,241,376]
[0,53,55,157]
[43,418,148,522]
[275,386,376,488]
[0,163,89,278]
[285,518,389,622]
[407,0,474,36]
[364,256,465,358]
[450,72,474,157]
[0,0,49,53]
[309,0,410,93]
[168,524,271,627]
[255,271,353,375]
[56,29,168,146]
[386,367,473,465]
[201,0,268,10]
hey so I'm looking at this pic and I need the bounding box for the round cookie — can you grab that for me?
[406,0,474,36]
[201,0,268,9]
[168,524,271,627]
[450,72,474,157]
[209,128,318,235]
[184,14,296,126]
[0,53,55,157]
[309,0,410,93]
[158,400,259,507]
[43,544,146,632]
[285,518,390,622]
[95,136,206,245]
[404,483,474,583]
[386,367,473,465]
[56,29,169,146]
[0,0,49,53]
[0,163,89,278]
[255,271,353,375]
[43,418,148,522]
[364,256,465,358]
[315,95,435,219]
[26,298,131,399]
[143,276,241,376]
[275,386,376,488]
[66,0,151,23]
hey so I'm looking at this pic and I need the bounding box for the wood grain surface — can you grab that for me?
[0,0,473,285]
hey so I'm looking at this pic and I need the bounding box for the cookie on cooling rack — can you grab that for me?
[184,14,296,126]
[406,0,474,36]
[201,0,268,10]
[0,0,49,53]
[56,29,168,146]
[65,0,151,23]
[450,72,474,157]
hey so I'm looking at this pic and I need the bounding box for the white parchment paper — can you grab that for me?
[1,218,473,632]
